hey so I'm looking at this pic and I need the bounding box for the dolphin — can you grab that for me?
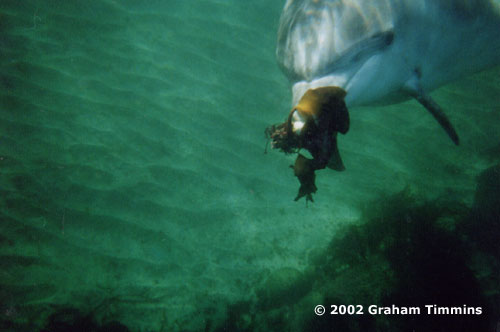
[267,0,500,202]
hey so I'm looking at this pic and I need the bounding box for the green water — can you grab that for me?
[0,1,499,331]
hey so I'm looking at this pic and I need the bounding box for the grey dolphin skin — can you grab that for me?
[267,0,500,202]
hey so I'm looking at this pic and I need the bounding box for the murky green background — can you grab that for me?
[1,1,499,331]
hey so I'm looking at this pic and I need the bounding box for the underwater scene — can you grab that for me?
[0,0,499,331]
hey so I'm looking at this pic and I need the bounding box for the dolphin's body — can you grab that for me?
[270,0,500,201]
[277,0,500,144]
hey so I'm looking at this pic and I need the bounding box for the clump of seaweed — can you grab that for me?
[213,176,499,332]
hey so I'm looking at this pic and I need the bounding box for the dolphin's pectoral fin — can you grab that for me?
[414,93,460,145]
[404,76,460,145]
